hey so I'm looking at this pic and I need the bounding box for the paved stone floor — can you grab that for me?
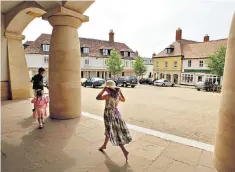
[2,100,217,172]
[81,85,220,144]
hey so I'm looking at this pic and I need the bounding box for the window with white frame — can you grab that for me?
[188,60,192,67]
[199,60,204,67]
[156,61,159,67]
[104,58,108,65]
[44,55,49,64]
[124,52,129,57]
[174,61,178,68]
[42,44,50,52]
[182,74,194,83]
[82,47,89,54]
[130,53,134,57]
[85,58,90,65]
[125,60,129,67]
[131,61,134,68]
[164,61,168,68]
[103,49,109,56]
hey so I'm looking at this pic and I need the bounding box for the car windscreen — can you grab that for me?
[130,76,137,80]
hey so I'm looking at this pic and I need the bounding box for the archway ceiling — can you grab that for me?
[1,1,94,14]
[2,0,94,34]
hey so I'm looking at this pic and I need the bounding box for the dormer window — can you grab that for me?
[166,45,174,54]
[41,41,50,52]
[130,53,134,57]
[81,47,89,54]
[124,52,129,57]
[102,49,110,56]
[42,44,50,52]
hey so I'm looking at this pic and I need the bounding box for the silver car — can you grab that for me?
[154,79,174,87]
[195,81,205,91]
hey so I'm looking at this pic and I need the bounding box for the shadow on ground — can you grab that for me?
[2,116,80,172]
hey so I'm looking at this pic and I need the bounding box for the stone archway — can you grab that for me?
[1,1,94,119]
[4,2,46,100]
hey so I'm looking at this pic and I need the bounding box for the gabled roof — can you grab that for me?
[182,39,227,59]
[153,39,199,58]
[25,34,137,60]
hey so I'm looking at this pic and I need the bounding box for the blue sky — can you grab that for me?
[23,0,235,57]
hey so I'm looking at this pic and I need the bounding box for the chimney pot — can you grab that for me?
[109,29,114,42]
[204,34,209,42]
[176,28,182,41]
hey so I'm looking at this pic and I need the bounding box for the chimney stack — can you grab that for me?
[176,28,182,41]
[204,34,209,42]
[109,29,114,42]
[135,51,139,56]
[152,52,156,57]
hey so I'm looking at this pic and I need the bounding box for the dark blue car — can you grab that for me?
[83,78,106,88]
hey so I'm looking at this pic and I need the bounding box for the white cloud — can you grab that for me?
[23,0,235,57]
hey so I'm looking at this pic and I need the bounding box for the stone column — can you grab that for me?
[43,7,88,119]
[5,32,32,99]
[213,13,235,172]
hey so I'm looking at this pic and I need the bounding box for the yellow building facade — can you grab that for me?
[153,56,182,84]
[152,28,199,84]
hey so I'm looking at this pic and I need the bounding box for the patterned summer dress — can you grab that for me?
[104,95,132,146]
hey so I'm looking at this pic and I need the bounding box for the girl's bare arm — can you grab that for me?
[96,87,109,100]
[119,90,125,102]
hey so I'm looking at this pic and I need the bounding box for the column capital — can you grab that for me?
[42,6,89,28]
[5,32,25,40]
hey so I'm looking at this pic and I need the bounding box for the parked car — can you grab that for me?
[195,81,220,92]
[116,76,138,88]
[154,79,174,87]
[139,78,146,84]
[81,78,87,86]
[195,81,205,91]
[83,78,106,88]
[146,78,154,85]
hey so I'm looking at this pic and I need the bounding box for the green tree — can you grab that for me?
[206,45,226,76]
[133,56,147,78]
[106,49,124,79]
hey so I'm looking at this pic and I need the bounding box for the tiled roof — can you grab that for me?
[153,39,199,58]
[182,39,227,59]
[25,34,137,60]
[23,41,34,46]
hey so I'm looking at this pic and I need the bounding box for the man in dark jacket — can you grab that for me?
[31,67,48,111]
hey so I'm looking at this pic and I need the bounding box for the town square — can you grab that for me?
[1,0,235,172]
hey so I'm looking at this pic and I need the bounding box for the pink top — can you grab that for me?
[31,96,49,109]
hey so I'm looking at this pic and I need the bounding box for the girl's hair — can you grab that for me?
[108,88,120,99]
[36,89,43,102]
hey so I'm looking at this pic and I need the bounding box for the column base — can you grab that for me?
[50,113,80,120]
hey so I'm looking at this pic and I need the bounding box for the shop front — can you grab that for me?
[181,69,221,86]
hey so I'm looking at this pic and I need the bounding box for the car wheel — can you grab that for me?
[171,84,174,87]
[162,83,165,87]
[123,83,127,87]
[83,83,86,87]
[197,89,200,91]
[92,84,95,88]
[131,85,135,88]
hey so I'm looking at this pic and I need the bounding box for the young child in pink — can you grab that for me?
[31,89,49,129]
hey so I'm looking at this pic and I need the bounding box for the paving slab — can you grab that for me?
[1,100,218,172]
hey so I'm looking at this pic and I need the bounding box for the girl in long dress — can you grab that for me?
[96,80,132,162]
